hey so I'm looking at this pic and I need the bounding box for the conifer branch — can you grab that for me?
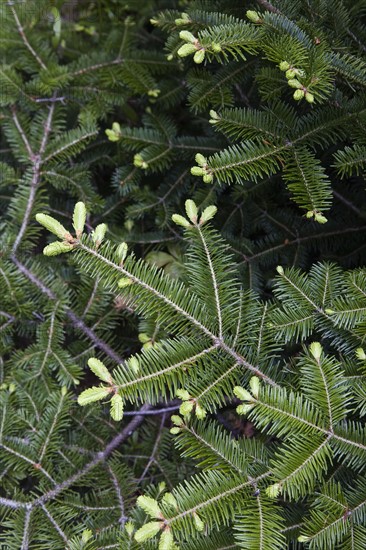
[41,504,69,544]
[196,224,223,338]
[20,506,32,550]
[256,0,281,14]
[11,100,56,255]
[105,463,127,525]
[12,258,124,364]
[34,404,150,508]
[78,243,279,386]
[10,5,47,70]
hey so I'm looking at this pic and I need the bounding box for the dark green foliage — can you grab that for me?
[0,0,366,549]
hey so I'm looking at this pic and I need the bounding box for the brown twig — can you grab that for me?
[256,0,281,14]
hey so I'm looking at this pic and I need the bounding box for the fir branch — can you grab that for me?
[12,258,124,365]
[78,242,279,386]
[10,5,46,70]
[256,0,281,14]
[34,404,150,507]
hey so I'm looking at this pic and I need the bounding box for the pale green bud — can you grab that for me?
[193,49,205,64]
[191,166,205,176]
[148,89,160,98]
[162,492,178,509]
[195,153,206,166]
[36,213,69,240]
[314,212,328,224]
[125,522,134,536]
[167,54,173,61]
[325,308,335,315]
[176,389,190,400]
[305,92,314,103]
[61,386,67,396]
[276,265,284,275]
[246,10,261,23]
[172,214,191,228]
[233,386,252,402]
[88,358,112,384]
[81,529,93,542]
[115,242,128,263]
[134,521,162,543]
[125,219,134,231]
[211,42,222,52]
[209,109,219,120]
[159,529,174,550]
[72,202,86,237]
[112,122,121,133]
[298,535,310,542]
[110,393,124,421]
[266,483,281,499]
[179,30,196,43]
[309,342,322,361]
[134,154,145,167]
[286,69,296,79]
[356,348,366,360]
[170,427,181,435]
[118,277,134,288]
[200,205,217,224]
[180,400,194,416]
[193,513,204,531]
[92,223,107,245]
[43,242,74,256]
[177,43,196,57]
[195,403,207,419]
[185,199,198,223]
[293,89,305,101]
[138,333,150,344]
[105,128,120,142]
[287,79,302,89]
[156,481,164,493]
[171,415,184,426]
[236,403,255,415]
[137,495,163,519]
[129,356,140,373]
[249,376,260,398]
[306,210,314,218]
[78,386,111,406]
[279,61,290,71]
[202,174,213,183]
[8,383,16,393]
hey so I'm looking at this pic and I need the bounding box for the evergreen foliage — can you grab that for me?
[0,0,366,549]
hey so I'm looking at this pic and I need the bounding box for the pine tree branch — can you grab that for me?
[20,506,32,550]
[137,412,166,484]
[237,226,366,265]
[166,471,271,528]
[70,58,123,77]
[33,404,150,507]
[12,100,56,255]
[255,0,281,14]
[105,463,127,526]
[79,243,279,386]
[38,390,66,463]
[10,5,47,70]
[11,106,34,159]
[253,395,366,451]
[12,258,125,365]
[183,423,246,475]
[41,504,69,545]
[196,224,223,339]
